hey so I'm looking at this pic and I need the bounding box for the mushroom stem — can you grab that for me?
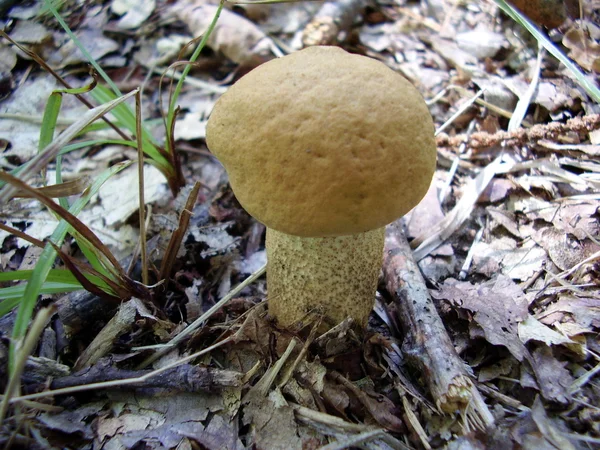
[266,227,385,330]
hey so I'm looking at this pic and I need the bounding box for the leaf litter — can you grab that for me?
[1,0,600,449]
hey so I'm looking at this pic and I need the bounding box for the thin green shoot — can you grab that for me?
[494,0,600,104]
[6,162,131,369]
[44,0,121,96]
[165,1,224,152]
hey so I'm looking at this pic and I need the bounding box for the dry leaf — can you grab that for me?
[509,0,567,29]
[48,29,119,68]
[538,295,600,330]
[531,345,573,406]
[9,19,51,44]
[243,389,303,450]
[533,227,600,271]
[111,0,156,30]
[455,29,506,60]
[563,25,600,73]
[432,276,530,361]
[518,315,573,346]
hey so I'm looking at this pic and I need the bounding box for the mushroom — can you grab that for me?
[206,46,436,330]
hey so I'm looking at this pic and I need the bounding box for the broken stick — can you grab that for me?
[383,221,493,425]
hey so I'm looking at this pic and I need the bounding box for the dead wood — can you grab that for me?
[26,358,242,395]
[383,221,492,424]
[302,0,372,47]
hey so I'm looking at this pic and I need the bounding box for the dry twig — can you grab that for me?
[383,222,494,426]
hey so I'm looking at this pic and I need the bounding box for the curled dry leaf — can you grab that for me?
[533,227,600,271]
[538,296,600,331]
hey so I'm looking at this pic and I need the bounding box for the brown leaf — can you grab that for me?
[531,346,573,406]
[329,371,404,433]
[321,380,350,416]
[538,295,600,330]
[533,227,600,271]
[510,397,577,449]
[563,25,600,73]
[243,390,303,450]
[432,276,529,361]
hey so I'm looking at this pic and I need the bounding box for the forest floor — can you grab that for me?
[0,0,599,448]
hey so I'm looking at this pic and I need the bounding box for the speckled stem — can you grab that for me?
[266,227,385,330]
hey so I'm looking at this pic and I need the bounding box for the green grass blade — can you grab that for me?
[494,0,600,104]
[44,0,121,96]
[91,85,170,170]
[165,1,224,150]
[0,269,79,284]
[0,282,83,315]
[8,162,131,366]
[0,89,138,199]
[39,93,62,152]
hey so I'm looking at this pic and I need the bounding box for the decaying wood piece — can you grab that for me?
[383,221,493,425]
[27,358,242,394]
[302,0,372,47]
[74,299,146,370]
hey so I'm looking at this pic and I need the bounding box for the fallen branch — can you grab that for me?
[25,357,241,395]
[382,222,493,426]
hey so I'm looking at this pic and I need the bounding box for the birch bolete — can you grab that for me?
[206,46,436,330]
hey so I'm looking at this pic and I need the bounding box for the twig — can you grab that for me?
[401,396,432,450]
[382,222,493,426]
[10,335,235,403]
[34,359,241,394]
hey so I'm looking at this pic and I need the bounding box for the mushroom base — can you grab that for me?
[266,227,385,331]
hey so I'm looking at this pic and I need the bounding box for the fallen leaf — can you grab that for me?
[478,357,517,382]
[531,345,573,406]
[432,276,530,361]
[111,0,156,30]
[518,315,574,346]
[456,28,506,60]
[563,24,600,73]
[96,391,225,449]
[9,19,51,44]
[509,0,567,29]
[511,397,577,449]
[243,389,303,450]
[38,404,102,440]
[533,227,600,271]
[48,29,119,68]
[538,295,600,330]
